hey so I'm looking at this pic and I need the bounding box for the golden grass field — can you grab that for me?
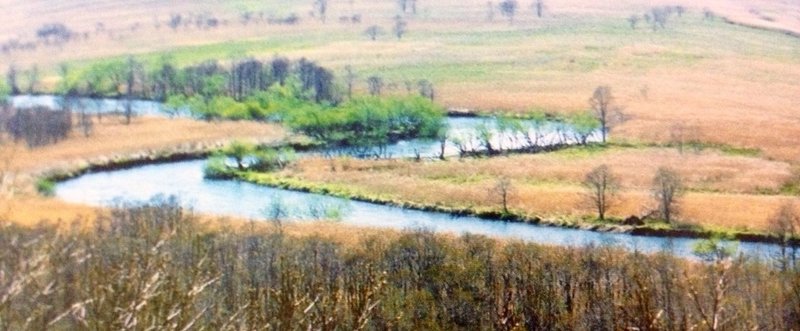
[265,147,797,232]
[0,1,798,233]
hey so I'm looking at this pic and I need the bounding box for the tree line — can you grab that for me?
[0,197,797,330]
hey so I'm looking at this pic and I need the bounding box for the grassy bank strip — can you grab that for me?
[235,170,797,246]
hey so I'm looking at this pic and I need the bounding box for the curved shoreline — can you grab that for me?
[234,171,799,246]
[40,143,798,247]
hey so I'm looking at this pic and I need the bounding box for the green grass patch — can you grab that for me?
[36,178,56,197]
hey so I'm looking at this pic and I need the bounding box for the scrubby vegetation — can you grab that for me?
[0,198,798,330]
[55,56,446,153]
[204,142,297,179]
[0,105,73,148]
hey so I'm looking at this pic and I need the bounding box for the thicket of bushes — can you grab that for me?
[0,197,798,330]
[204,142,297,179]
[0,106,72,147]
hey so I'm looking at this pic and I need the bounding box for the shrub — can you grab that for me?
[203,155,234,179]
[35,178,55,196]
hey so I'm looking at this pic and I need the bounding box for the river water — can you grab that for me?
[26,94,779,259]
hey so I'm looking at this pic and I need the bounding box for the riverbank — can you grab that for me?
[233,157,800,245]
[0,115,292,224]
[32,137,797,246]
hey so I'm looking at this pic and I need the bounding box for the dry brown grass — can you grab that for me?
[0,194,405,249]
[273,148,797,231]
[5,115,286,173]
[0,115,287,227]
[1,1,797,163]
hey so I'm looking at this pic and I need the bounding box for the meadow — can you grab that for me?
[0,0,798,236]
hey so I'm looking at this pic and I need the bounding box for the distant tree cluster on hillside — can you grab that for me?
[628,5,688,31]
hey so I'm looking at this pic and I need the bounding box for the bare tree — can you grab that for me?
[124,56,142,125]
[534,0,544,18]
[688,237,739,331]
[627,15,640,29]
[313,0,328,23]
[703,8,715,21]
[397,0,411,13]
[582,164,619,221]
[589,85,622,143]
[498,0,518,24]
[417,79,434,101]
[393,15,408,40]
[6,66,20,95]
[271,57,291,86]
[675,5,686,17]
[344,65,357,99]
[26,66,39,94]
[651,167,682,223]
[491,177,514,214]
[367,76,383,96]
[486,1,495,22]
[770,202,799,268]
[364,25,382,41]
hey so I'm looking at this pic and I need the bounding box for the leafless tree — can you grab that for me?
[344,65,357,99]
[651,167,682,223]
[124,56,143,125]
[367,76,383,96]
[486,1,495,22]
[770,201,799,269]
[498,0,518,24]
[417,79,434,101]
[313,0,328,23]
[491,177,514,214]
[393,15,408,40]
[364,25,382,41]
[25,66,39,94]
[627,15,640,29]
[675,5,686,17]
[582,164,619,221]
[6,66,20,95]
[669,122,701,154]
[589,85,623,143]
[398,0,417,14]
[703,8,715,21]
[534,0,544,18]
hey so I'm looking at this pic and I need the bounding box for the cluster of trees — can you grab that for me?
[449,111,600,158]
[57,57,337,105]
[284,96,445,156]
[488,0,547,23]
[581,164,682,224]
[364,15,408,41]
[0,197,798,330]
[0,106,73,148]
[627,5,687,30]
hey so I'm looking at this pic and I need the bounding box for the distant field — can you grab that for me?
[2,0,798,162]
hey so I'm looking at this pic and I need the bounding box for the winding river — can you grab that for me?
[14,95,780,259]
